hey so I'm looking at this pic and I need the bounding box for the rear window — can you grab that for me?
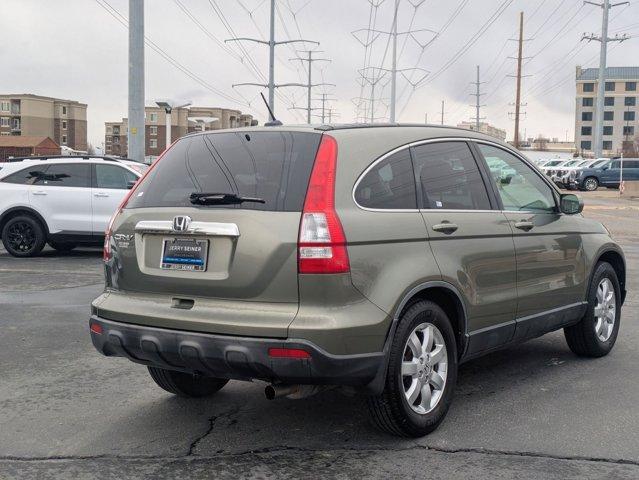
[127,131,322,211]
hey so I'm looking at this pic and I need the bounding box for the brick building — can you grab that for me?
[0,94,87,151]
[0,136,61,161]
[105,106,256,158]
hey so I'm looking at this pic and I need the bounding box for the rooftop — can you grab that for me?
[0,136,60,148]
[0,93,87,106]
[576,66,639,81]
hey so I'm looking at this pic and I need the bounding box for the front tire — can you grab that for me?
[564,262,621,357]
[583,177,599,191]
[367,300,458,437]
[147,367,229,398]
[1,215,46,257]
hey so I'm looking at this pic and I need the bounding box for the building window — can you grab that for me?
[62,106,67,115]
[62,120,67,130]
[581,140,592,150]
[624,97,637,106]
[114,137,120,144]
[150,113,158,122]
[581,126,592,136]
[150,126,157,136]
[582,112,593,121]
[12,118,20,130]
[624,111,636,121]
[0,101,9,112]
[623,126,635,136]
[604,97,615,106]
[0,117,8,127]
[603,126,613,136]
[106,126,112,134]
[62,135,67,145]
[603,141,612,150]
[150,138,158,148]
[604,111,614,121]
[626,82,637,91]
[113,127,120,135]
[582,97,594,107]
[583,83,594,92]
[605,81,615,91]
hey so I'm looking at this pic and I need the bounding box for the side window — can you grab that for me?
[34,163,91,188]
[1,166,47,185]
[411,142,491,210]
[95,164,137,189]
[477,144,556,213]
[354,149,417,209]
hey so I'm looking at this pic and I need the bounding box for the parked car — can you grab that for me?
[0,156,145,256]
[90,126,626,437]
[572,158,639,191]
[558,159,609,189]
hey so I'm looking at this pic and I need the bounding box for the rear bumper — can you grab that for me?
[89,315,384,388]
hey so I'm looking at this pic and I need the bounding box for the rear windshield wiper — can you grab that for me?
[189,192,266,205]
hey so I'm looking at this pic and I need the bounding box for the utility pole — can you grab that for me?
[290,51,332,123]
[315,93,335,123]
[470,65,485,130]
[389,0,399,123]
[227,0,318,118]
[441,100,445,125]
[514,11,524,148]
[128,0,145,162]
[583,0,629,158]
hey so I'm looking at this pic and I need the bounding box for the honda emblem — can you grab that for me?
[172,215,191,232]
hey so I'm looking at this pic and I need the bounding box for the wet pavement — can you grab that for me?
[1,190,638,479]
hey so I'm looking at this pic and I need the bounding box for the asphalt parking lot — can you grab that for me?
[1,190,638,479]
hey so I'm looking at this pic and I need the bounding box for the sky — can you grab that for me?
[1,0,638,148]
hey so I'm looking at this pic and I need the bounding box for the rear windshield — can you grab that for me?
[127,131,322,211]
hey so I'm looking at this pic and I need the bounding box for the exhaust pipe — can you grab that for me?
[264,384,329,400]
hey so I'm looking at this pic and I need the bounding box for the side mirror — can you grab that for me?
[127,180,137,189]
[560,193,583,215]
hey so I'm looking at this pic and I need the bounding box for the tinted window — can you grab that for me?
[411,142,490,210]
[604,111,614,121]
[603,141,612,151]
[581,126,592,135]
[625,97,636,106]
[624,111,635,121]
[477,144,556,213]
[624,160,639,168]
[127,132,321,211]
[605,97,614,106]
[605,82,615,91]
[583,83,594,92]
[95,164,138,189]
[582,97,593,107]
[581,141,592,150]
[1,166,45,185]
[34,163,90,188]
[627,82,637,91]
[354,149,416,209]
[582,112,592,121]
[603,126,613,136]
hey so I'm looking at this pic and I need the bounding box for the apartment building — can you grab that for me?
[456,121,507,142]
[104,106,256,158]
[574,66,639,156]
[0,94,87,151]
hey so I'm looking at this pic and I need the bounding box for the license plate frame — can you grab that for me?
[160,237,209,272]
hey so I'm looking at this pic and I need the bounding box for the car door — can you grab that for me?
[28,163,92,234]
[412,140,518,356]
[474,143,587,341]
[92,163,138,235]
[621,159,639,182]
[599,160,620,186]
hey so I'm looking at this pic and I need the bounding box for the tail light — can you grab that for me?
[298,134,350,274]
[103,146,174,262]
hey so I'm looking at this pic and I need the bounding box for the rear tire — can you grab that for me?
[147,367,229,398]
[1,215,46,257]
[564,262,621,358]
[367,300,458,437]
[48,241,77,252]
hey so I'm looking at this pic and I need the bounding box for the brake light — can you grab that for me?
[103,144,175,262]
[298,134,350,274]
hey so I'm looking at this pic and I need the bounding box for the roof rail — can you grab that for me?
[5,155,137,163]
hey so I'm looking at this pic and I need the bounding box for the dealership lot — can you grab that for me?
[1,190,638,479]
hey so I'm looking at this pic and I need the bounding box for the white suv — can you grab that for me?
[0,156,146,257]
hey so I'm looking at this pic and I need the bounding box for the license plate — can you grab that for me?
[161,238,208,271]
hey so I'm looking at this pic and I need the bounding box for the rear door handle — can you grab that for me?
[94,192,110,197]
[514,221,534,231]
[432,222,458,234]
[32,190,47,196]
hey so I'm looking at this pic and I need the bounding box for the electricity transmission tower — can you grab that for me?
[315,93,337,123]
[352,0,433,123]
[470,65,485,130]
[226,0,318,118]
[290,50,334,123]
[582,0,630,157]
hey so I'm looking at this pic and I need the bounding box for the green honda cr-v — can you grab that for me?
[90,125,626,437]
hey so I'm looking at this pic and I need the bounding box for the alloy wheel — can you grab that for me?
[584,178,598,191]
[594,277,616,342]
[6,221,36,253]
[401,322,448,414]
